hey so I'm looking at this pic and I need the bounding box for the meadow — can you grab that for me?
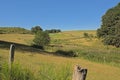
[0,30,120,80]
[49,31,120,67]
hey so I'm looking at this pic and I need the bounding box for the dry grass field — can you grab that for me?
[1,48,120,80]
[0,34,34,45]
[0,30,120,80]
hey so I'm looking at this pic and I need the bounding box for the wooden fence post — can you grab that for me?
[9,44,15,68]
[72,65,87,80]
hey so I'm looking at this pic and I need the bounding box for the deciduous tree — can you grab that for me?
[97,3,120,47]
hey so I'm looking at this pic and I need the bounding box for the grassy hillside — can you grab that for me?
[0,34,34,45]
[0,30,120,66]
[49,30,120,67]
[0,30,120,80]
[0,27,31,34]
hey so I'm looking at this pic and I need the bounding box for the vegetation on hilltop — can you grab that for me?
[45,29,61,33]
[0,26,62,34]
[97,3,120,47]
[31,25,43,34]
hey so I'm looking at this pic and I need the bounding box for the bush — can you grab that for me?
[55,50,78,57]
[83,32,89,38]
[31,44,44,49]
[33,31,50,47]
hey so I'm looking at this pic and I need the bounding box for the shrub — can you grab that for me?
[31,44,44,49]
[33,31,50,47]
[55,50,78,57]
[83,32,89,38]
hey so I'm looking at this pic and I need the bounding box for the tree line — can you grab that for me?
[0,26,61,34]
[45,29,61,33]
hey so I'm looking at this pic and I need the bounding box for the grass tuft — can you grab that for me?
[38,63,72,80]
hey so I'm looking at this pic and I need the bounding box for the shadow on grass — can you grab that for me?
[0,40,77,57]
[0,40,44,53]
[55,50,78,57]
[0,56,1,60]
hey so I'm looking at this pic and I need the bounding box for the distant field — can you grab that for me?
[0,30,120,80]
[50,30,96,39]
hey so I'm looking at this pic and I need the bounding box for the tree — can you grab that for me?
[45,29,61,33]
[103,35,120,48]
[97,3,120,48]
[31,26,43,34]
[33,31,50,47]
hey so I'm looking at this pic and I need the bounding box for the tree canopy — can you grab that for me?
[31,26,43,34]
[97,3,120,48]
[45,29,61,33]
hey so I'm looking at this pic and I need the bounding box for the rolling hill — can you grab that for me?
[0,30,120,80]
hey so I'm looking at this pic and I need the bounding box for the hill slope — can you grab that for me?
[0,27,31,34]
[0,48,120,80]
[0,30,120,80]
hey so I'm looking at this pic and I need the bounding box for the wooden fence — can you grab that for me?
[9,44,88,80]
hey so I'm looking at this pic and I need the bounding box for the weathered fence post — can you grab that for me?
[72,65,87,80]
[9,44,15,68]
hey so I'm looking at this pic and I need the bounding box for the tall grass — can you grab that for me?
[0,63,72,80]
[76,48,120,67]
[38,63,72,80]
[50,44,120,67]
[0,63,35,80]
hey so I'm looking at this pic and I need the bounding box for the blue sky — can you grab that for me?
[0,0,120,31]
